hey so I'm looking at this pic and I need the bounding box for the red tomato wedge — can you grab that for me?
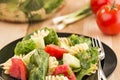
[45,44,67,59]
[9,58,27,80]
[54,64,76,80]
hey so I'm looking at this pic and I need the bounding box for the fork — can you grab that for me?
[92,37,107,80]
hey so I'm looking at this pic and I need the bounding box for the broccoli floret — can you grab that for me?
[14,39,37,55]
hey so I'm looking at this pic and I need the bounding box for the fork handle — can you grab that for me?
[98,59,107,80]
[100,70,107,80]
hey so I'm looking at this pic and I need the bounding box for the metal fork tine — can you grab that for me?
[97,37,105,60]
[97,37,104,51]
[91,37,95,47]
[95,38,99,47]
[91,37,107,80]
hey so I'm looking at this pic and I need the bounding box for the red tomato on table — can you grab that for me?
[45,44,67,59]
[9,58,27,80]
[90,0,113,14]
[96,4,120,35]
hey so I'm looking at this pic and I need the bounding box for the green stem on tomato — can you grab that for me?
[111,0,116,9]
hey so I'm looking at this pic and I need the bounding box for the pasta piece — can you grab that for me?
[0,59,12,74]
[30,29,49,48]
[58,37,71,50]
[46,75,69,80]
[68,43,89,55]
[0,55,23,74]
[58,37,89,55]
[48,56,59,75]
[87,63,98,75]
[30,29,49,39]
[59,37,71,46]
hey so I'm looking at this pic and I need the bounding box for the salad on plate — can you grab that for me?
[0,27,99,80]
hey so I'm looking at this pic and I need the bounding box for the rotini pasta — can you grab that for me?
[0,59,11,74]
[68,43,89,55]
[30,29,49,39]
[87,63,98,75]
[48,56,59,75]
[0,55,23,74]
[30,29,50,48]
[46,75,69,80]
[59,37,71,47]
[59,37,89,55]
[58,37,71,51]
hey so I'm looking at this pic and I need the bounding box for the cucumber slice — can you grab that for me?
[63,54,80,68]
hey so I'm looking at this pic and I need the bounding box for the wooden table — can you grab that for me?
[0,0,120,80]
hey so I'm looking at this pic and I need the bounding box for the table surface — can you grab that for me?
[0,0,120,80]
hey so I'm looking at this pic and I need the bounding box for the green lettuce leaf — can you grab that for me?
[44,27,59,45]
[69,34,91,46]
[14,39,37,55]
[28,49,49,80]
[75,47,98,80]
[23,27,59,45]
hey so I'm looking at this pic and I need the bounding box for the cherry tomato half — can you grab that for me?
[96,4,120,35]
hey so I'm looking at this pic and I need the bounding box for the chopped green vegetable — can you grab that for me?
[23,27,59,45]
[69,34,91,47]
[22,49,37,65]
[14,27,59,56]
[75,47,99,80]
[28,49,49,80]
[44,27,59,45]
[31,36,45,49]
[63,54,80,69]
[14,39,36,55]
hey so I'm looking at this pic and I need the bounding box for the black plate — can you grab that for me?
[0,33,117,79]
